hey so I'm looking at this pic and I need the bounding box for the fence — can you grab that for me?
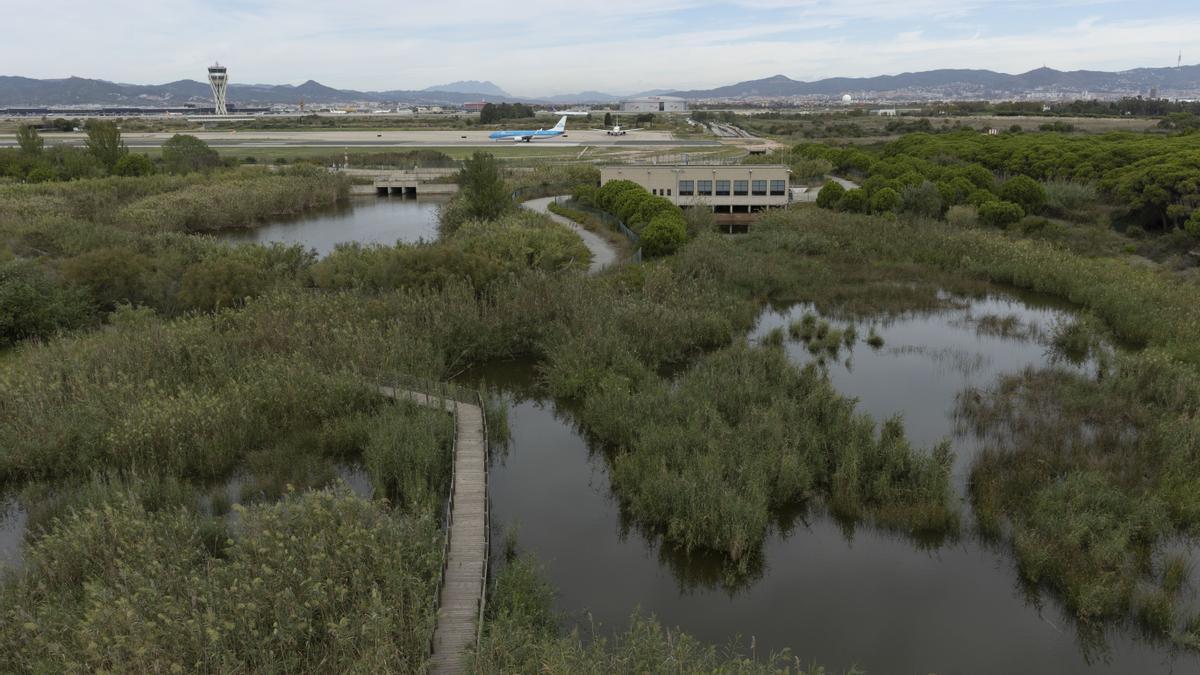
[369,372,490,664]
[556,196,643,264]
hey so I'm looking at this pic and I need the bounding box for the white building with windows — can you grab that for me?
[599,164,790,214]
[620,96,688,113]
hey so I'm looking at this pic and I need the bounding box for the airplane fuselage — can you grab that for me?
[488,115,568,142]
[487,128,565,142]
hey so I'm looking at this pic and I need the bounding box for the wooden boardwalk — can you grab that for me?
[379,386,489,675]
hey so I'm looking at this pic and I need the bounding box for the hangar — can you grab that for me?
[620,96,688,113]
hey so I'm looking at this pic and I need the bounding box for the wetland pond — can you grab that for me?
[216,195,443,256]
[480,291,1200,674]
[4,198,1198,671]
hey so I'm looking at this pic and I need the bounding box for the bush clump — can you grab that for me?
[978,200,1025,227]
[815,180,846,209]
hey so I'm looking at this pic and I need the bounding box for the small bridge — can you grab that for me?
[370,168,460,196]
[378,383,489,674]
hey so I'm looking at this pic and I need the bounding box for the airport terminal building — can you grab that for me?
[600,164,790,214]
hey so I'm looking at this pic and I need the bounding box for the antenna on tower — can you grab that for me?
[1179,51,1183,68]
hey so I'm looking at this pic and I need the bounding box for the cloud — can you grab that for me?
[1,0,1195,94]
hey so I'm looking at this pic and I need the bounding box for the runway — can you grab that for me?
[0,128,722,149]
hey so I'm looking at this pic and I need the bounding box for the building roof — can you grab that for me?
[623,95,686,102]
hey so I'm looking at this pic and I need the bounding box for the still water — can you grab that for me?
[484,293,1200,674]
[217,195,443,256]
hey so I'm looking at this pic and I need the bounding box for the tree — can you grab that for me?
[16,126,43,156]
[60,247,154,310]
[901,181,943,219]
[838,188,869,213]
[458,151,510,222]
[869,187,902,214]
[113,153,155,177]
[999,175,1046,214]
[603,112,613,127]
[178,257,268,311]
[1186,209,1200,238]
[815,180,845,209]
[641,212,686,257]
[0,260,91,347]
[978,200,1025,227]
[162,134,220,174]
[84,121,127,171]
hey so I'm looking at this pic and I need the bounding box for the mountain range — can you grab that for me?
[3,65,1199,107]
[669,65,1200,99]
[0,76,523,107]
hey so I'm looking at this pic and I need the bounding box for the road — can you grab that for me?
[521,197,617,273]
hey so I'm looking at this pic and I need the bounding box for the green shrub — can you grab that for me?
[0,259,92,346]
[1043,180,1098,217]
[978,200,1025,227]
[113,153,156,177]
[162,134,221,174]
[178,256,269,311]
[999,175,1047,214]
[815,180,846,209]
[26,165,56,183]
[640,212,687,257]
[60,246,155,310]
[946,204,979,228]
[1186,210,1200,238]
[869,187,902,214]
[901,180,944,219]
[838,188,869,213]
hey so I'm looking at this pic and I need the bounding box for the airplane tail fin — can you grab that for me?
[553,115,567,132]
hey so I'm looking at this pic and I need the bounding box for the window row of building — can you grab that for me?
[666,179,787,197]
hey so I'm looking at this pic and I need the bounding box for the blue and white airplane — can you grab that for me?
[488,115,568,142]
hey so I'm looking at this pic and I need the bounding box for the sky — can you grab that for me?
[4,0,1199,96]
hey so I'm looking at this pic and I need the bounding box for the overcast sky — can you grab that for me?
[4,0,1198,95]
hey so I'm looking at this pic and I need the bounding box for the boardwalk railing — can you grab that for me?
[476,389,490,648]
[372,373,490,672]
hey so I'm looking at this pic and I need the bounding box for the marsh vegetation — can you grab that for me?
[4,128,1200,672]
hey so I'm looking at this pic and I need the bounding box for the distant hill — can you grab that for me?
[422,80,509,97]
[667,65,1200,99]
[0,76,525,107]
[7,64,1200,108]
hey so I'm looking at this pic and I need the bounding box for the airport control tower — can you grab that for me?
[208,63,228,115]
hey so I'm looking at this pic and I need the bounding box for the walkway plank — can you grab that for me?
[379,385,488,674]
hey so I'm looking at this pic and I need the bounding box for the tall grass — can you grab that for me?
[548,342,956,575]
[114,168,349,233]
[0,486,441,673]
[1042,179,1099,220]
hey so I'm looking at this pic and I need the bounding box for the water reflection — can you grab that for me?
[479,290,1200,673]
[0,494,26,572]
[216,195,443,257]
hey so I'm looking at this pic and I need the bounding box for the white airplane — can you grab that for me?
[591,123,642,136]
